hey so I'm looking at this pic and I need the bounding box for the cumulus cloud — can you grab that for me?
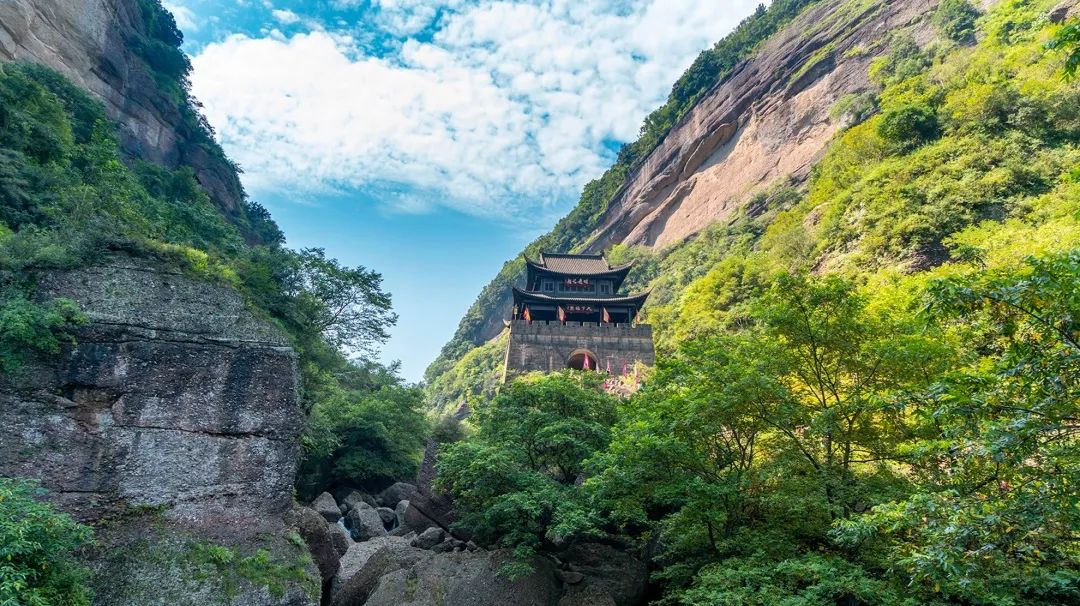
[189,0,761,219]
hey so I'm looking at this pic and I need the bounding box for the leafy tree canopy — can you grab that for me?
[0,478,93,606]
[437,372,618,563]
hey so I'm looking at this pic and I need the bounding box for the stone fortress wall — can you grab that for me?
[504,320,654,377]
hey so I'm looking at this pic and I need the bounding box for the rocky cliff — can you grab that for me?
[0,0,245,215]
[580,0,936,251]
[0,258,317,605]
[432,0,942,368]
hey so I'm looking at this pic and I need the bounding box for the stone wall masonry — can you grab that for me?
[504,320,655,377]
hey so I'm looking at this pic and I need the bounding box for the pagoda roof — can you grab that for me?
[525,252,634,277]
[513,287,650,307]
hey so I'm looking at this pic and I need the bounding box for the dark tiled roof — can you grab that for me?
[513,287,650,307]
[530,252,631,276]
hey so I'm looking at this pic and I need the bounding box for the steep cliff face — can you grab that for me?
[0,0,245,215]
[432,0,942,367]
[0,258,317,605]
[581,0,936,251]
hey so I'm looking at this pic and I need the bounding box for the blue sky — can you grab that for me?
[164,0,764,382]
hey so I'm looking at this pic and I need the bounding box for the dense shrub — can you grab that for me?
[933,0,981,44]
[869,36,932,85]
[0,285,85,373]
[876,103,941,151]
[0,478,93,606]
[829,91,879,125]
[297,361,428,499]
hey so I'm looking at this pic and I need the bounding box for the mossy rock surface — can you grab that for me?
[87,515,319,606]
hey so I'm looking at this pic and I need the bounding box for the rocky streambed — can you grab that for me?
[299,482,648,606]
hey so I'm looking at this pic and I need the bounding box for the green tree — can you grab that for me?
[590,273,953,598]
[297,361,428,499]
[280,248,396,357]
[752,274,951,519]
[437,372,618,560]
[0,478,93,606]
[933,0,981,44]
[835,252,1080,604]
[588,335,782,586]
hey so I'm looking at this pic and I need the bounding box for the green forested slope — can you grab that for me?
[434,1,1080,603]
[429,0,1080,411]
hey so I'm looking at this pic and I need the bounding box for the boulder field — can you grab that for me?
[303,484,648,606]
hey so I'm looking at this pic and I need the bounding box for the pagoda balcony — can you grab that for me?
[509,319,652,335]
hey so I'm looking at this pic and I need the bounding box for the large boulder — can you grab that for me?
[362,549,561,606]
[395,500,437,534]
[340,490,377,512]
[383,483,461,539]
[332,548,393,606]
[410,527,444,550]
[344,502,388,541]
[330,536,426,606]
[377,482,420,507]
[295,506,341,582]
[375,507,397,528]
[312,492,342,523]
[328,522,352,557]
[562,543,647,606]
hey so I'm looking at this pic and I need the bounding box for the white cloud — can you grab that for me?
[189,0,763,219]
[271,9,301,25]
[163,1,198,32]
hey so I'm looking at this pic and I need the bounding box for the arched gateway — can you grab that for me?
[566,349,598,371]
[503,252,655,379]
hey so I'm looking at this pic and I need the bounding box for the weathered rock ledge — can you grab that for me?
[0,257,316,605]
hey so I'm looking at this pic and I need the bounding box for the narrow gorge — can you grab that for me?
[2,0,1079,604]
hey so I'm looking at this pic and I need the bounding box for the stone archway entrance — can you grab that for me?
[566,349,598,371]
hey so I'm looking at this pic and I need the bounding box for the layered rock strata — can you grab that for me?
[581,0,939,252]
[0,258,315,605]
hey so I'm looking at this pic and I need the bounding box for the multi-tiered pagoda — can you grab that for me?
[504,252,654,376]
